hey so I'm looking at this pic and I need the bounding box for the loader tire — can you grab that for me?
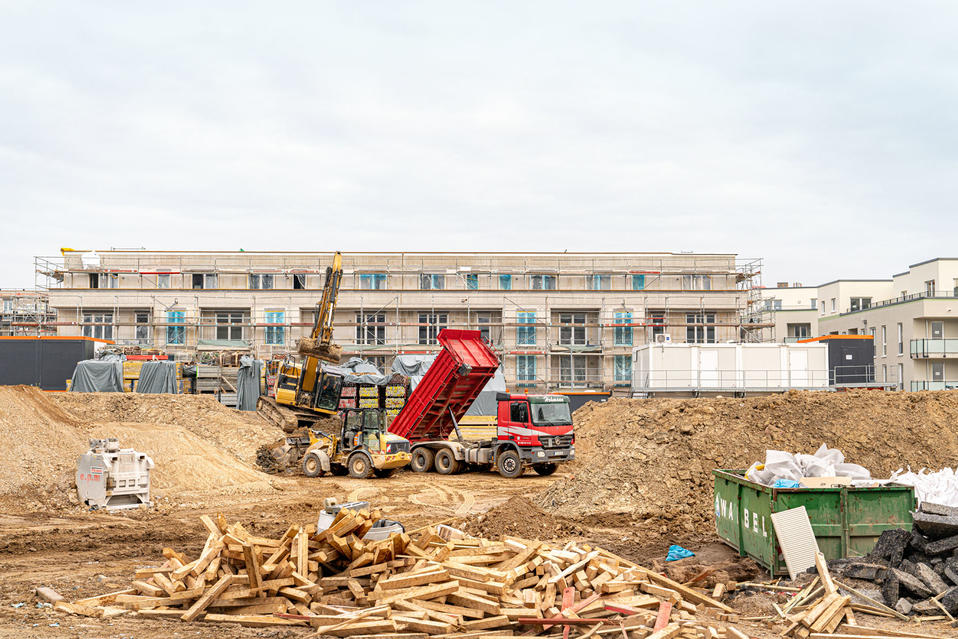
[410,448,434,473]
[435,449,460,475]
[532,462,558,476]
[373,468,396,478]
[302,452,323,478]
[496,450,523,479]
[347,452,373,479]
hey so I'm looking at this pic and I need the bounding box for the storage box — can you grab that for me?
[385,397,406,409]
[358,385,379,398]
[340,385,357,398]
[338,399,356,409]
[386,384,407,398]
[713,469,915,575]
[358,397,379,408]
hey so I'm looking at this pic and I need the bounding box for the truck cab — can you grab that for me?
[495,392,575,476]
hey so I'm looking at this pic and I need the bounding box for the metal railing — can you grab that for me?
[911,380,958,391]
[910,339,958,358]
[856,290,958,313]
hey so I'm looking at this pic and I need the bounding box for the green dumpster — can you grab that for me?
[712,469,915,575]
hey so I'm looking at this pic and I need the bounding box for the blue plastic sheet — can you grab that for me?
[773,479,801,489]
[666,544,695,562]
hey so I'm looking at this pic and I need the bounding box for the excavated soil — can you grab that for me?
[535,390,958,542]
[0,387,280,511]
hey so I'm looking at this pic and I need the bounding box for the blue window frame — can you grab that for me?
[517,312,536,345]
[359,273,387,290]
[499,274,512,290]
[614,355,632,382]
[265,311,285,345]
[614,311,633,346]
[465,274,479,290]
[167,311,185,345]
[530,274,556,290]
[419,274,444,290]
[632,274,645,290]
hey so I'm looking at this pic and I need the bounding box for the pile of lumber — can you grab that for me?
[57,508,754,637]
[782,552,948,639]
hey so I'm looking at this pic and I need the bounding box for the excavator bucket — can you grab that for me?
[297,337,343,364]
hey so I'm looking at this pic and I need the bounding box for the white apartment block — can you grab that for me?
[35,250,764,393]
[758,258,958,390]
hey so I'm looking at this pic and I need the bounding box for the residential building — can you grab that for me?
[35,250,764,393]
[758,258,958,391]
[0,289,55,336]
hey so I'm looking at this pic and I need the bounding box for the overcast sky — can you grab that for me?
[2,2,956,289]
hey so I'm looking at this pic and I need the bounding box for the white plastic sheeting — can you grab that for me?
[745,444,871,486]
[888,468,958,507]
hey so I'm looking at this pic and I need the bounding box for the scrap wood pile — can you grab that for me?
[777,551,949,639]
[55,507,754,638]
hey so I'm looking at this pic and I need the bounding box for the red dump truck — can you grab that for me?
[388,329,575,478]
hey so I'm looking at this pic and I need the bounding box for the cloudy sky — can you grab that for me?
[2,2,956,289]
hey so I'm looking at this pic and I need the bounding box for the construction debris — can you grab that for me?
[56,508,756,637]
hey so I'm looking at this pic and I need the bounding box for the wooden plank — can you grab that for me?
[816,552,837,595]
[368,581,460,605]
[379,569,449,590]
[202,613,305,627]
[645,623,682,639]
[637,567,736,613]
[835,625,944,639]
[181,574,237,621]
[653,601,672,631]
[447,589,501,615]
[409,597,485,620]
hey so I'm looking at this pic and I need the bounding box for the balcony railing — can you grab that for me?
[911,380,958,391]
[910,339,958,358]
[855,289,958,313]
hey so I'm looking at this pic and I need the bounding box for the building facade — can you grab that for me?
[0,289,55,336]
[36,250,762,393]
[758,258,958,391]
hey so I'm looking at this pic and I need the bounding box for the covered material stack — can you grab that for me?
[56,509,752,637]
[236,355,263,411]
[69,359,124,392]
[135,360,179,394]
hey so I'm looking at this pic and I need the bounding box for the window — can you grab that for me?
[82,312,113,340]
[475,312,492,343]
[649,311,666,339]
[682,275,711,290]
[157,273,171,289]
[954,278,958,297]
[559,355,588,382]
[88,273,98,289]
[249,274,274,289]
[2,299,12,313]
[614,355,632,382]
[517,312,536,346]
[465,274,479,290]
[510,402,529,422]
[897,323,903,355]
[882,364,887,382]
[516,355,536,383]
[810,299,817,309]
[135,311,151,344]
[360,273,387,290]
[88,273,117,289]
[265,311,285,345]
[881,325,887,356]
[787,323,810,339]
[830,298,836,312]
[897,363,904,389]
[819,299,824,315]
[530,274,556,290]
[293,274,307,290]
[167,311,185,345]
[631,274,645,290]
[192,273,217,289]
[849,297,871,312]
[614,312,633,346]
[498,274,512,290]
[933,362,945,382]
[559,313,586,345]
[869,327,877,341]
[587,274,610,290]
[418,312,447,345]
[686,312,716,344]
[932,321,944,339]
[216,311,244,341]
[356,312,385,345]
[419,274,444,290]
[926,279,936,296]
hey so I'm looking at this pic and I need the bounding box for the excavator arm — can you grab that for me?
[297,251,343,364]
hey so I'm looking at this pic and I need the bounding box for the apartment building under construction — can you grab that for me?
[34,250,765,392]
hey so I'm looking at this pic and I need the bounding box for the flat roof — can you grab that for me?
[63,249,741,258]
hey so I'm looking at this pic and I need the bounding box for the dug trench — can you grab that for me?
[2,387,958,638]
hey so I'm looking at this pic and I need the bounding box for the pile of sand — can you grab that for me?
[535,390,958,541]
[0,386,282,511]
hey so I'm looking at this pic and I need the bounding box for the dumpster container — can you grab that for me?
[713,469,915,575]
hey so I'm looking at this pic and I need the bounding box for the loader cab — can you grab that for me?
[341,408,388,453]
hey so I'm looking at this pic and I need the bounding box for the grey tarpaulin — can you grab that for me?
[339,357,388,385]
[69,360,124,392]
[136,360,179,394]
[236,355,264,411]
[391,355,506,417]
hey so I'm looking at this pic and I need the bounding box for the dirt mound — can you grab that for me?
[535,390,958,541]
[50,392,279,464]
[458,496,587,540]
[0,386,280,512]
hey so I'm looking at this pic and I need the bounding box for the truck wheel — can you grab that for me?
[496,450,522,478]
[302,452,324,477]
[435,449,460,475]
[532,462,558,476]
[347,453,373,479]
[410,448,434,473]
[373,468,396,478]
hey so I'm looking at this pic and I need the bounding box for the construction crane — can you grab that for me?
[257,252,347,432]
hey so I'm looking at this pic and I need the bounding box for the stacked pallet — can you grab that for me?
[58,508,751,637]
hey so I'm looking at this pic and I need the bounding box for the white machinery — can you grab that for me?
[316,498,405,541]
[76,438,154,510]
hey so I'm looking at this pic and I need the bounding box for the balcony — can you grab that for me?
[910,339,958,358]
[911,380,958,391]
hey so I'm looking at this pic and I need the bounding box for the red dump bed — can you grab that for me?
[388,329,499,442]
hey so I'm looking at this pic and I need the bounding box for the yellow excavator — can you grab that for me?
[257,252,347,432]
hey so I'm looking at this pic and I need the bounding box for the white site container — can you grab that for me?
[631,342,829,394]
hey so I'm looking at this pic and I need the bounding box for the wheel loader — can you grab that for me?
[271,407,411,478]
